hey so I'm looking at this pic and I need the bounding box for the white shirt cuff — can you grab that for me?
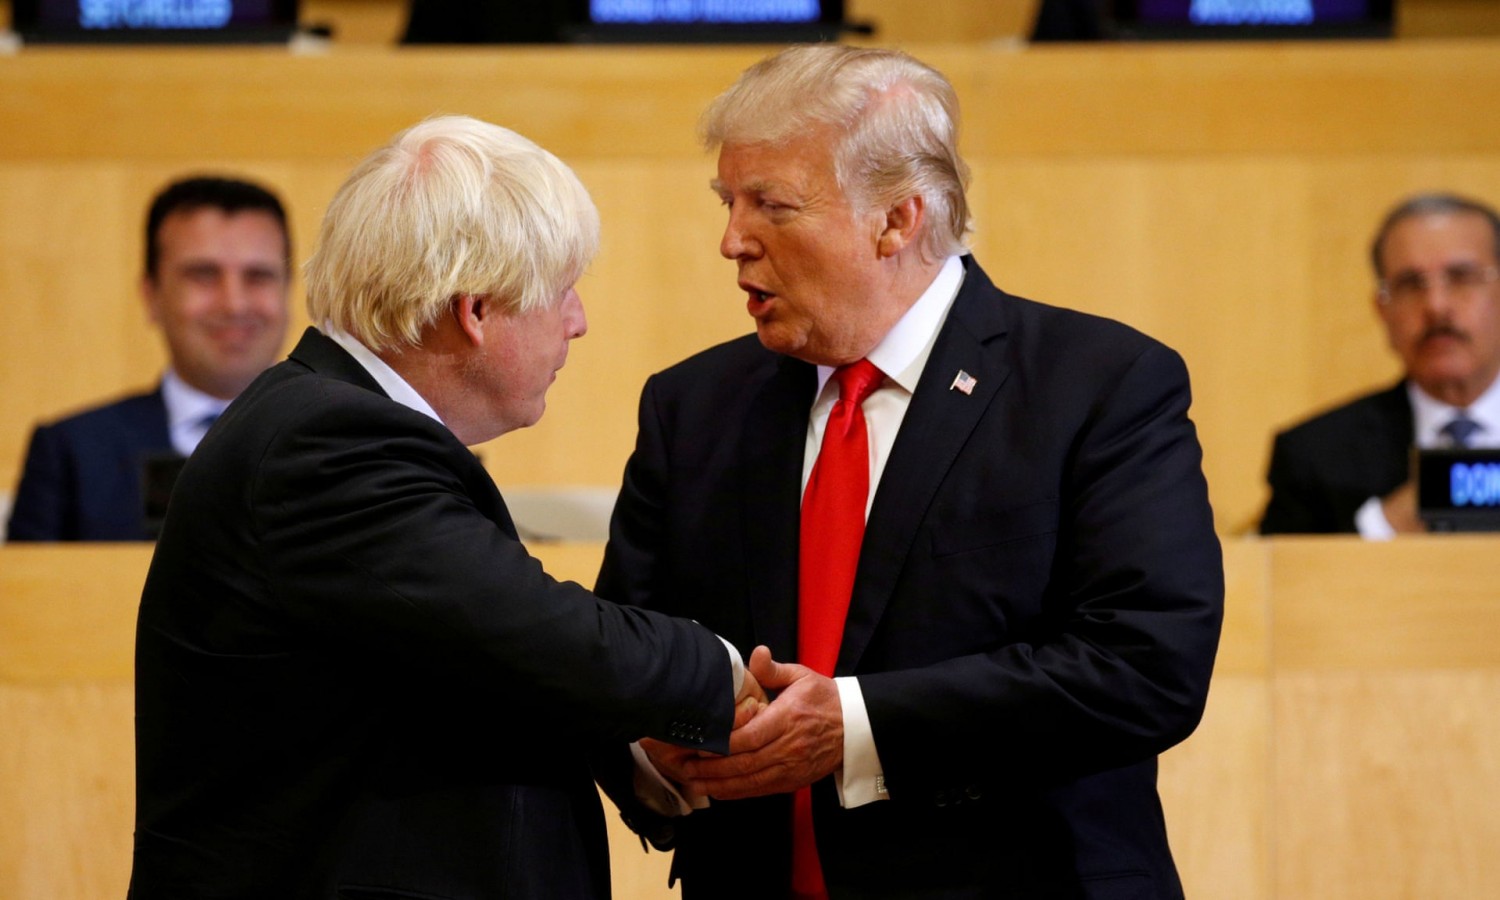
[1355,495,1396,541]
[629,741,708,816]
[833,675,889,808]
[719,635,745,696]
[625,634,741,819]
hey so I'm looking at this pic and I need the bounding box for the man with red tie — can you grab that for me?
[595,45,1224,899]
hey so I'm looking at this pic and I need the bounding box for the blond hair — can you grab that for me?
[305,115,600,351]
[700,45,971,260]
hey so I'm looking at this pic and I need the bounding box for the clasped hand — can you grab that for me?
[642,646,843,801]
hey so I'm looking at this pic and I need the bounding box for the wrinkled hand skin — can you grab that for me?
[638,655,769,785]
[677,645,844,801]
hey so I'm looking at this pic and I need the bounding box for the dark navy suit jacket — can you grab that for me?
[129,328,735,900]
[1258,380,1412,535]
[597,258,1224,900]
[7,388,176,541]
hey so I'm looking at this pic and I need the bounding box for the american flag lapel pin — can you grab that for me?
[950,369,977,395]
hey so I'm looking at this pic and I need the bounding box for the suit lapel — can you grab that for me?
[740,354,817,660]
[837,259,1014,674]
[143,387,174,451]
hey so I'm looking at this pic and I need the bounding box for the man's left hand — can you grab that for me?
[678,645,843,800]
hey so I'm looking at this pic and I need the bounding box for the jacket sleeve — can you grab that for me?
[236,386,737,753]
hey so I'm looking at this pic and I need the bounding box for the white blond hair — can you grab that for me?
[305,115,600,351]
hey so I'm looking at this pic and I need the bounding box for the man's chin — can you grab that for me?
[1411,361,1480,391]
[754,323,800,357]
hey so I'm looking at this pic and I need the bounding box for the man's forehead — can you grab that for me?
[1384,213,1497,266]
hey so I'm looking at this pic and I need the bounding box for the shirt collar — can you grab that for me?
[814,254,966,396]
[160,369,229,433]
[321,326,445,426]
[1409,374,1500,447]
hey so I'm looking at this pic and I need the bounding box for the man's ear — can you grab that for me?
[451,293,489,346]
[877,194,926,259]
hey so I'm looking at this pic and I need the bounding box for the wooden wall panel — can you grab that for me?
[1159,538,1271,899]
[0,685,135,899]
[1268,536,1500,900]
[1273,672,1500,899]
[5,42,1500,534]
[14,538,1495,900]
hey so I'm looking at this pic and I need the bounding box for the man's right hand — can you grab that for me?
[1381,479,1427,534]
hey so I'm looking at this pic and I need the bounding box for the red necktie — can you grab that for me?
[792,358,883,900]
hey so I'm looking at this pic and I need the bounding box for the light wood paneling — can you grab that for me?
[0,685,135,898]
[8,538,1497,899]
[1158,537,1271,900]
[0,545,146,683]
[1271,535,1500,670]
[6,41,1500,534]
[0,543,678,900]
[1266,536,1500,899]
[1273,672,1500,899]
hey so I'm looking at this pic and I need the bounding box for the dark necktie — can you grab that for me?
[1442,415,1482,448]
[792,358,883,900]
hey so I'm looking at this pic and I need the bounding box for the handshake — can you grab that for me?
[644,645,844,801]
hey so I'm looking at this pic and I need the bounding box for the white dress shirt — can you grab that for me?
[632,256,967,817]
[161,370,230,456]
[323,326,446,424]
[805,254,966,808]
[1354,375,1500,539]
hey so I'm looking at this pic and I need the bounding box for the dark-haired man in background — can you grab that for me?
[6,175,291,541]
[1261,192,1500,535]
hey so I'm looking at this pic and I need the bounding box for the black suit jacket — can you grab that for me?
[129,328,735,900]
[7,389,175,541]
[596,259,1224,900]
[1258,380,1412,535]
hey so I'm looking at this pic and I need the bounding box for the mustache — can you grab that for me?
[1419,322,1470,345]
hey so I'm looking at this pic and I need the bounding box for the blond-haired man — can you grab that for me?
[128,116,761,900]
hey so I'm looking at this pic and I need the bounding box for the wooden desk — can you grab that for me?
[3,537,1499,898]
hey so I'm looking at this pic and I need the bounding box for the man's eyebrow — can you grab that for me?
[708,177,782,196]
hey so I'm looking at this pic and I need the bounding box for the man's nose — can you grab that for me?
[219,275,253,313]
[564,288,587,340]
[720,210,758,260]
[1419,277,1457,314]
